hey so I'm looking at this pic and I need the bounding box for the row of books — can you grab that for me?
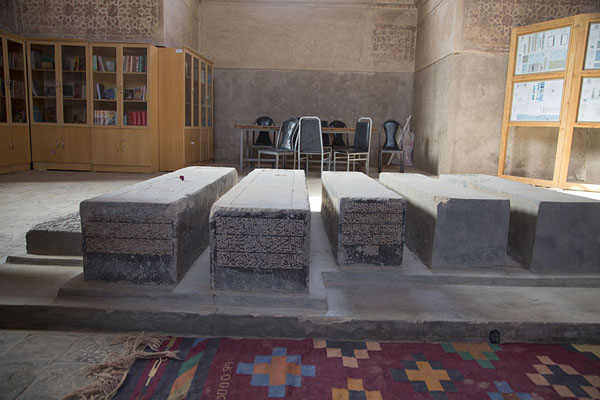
[9,79,26,99]
[95,83,116,100]
[62,55,85,72]
[32,105,56,122]
[94,110,117,125]
[123,55,146,73]
[124,85,147,101]
[30,51,55,70]
[92,55,116,72]
[31,80,56,97]
[124,111,147,126]
[8,52,24,69]
[63,82,86,98]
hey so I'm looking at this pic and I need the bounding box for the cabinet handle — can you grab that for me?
[190,141,195,145]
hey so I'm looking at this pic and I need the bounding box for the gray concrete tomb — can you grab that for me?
[440,174,600,273]
[210,169,311,292]
[321,171,406,266]
[81,166,238,285]
[379,173,510,269]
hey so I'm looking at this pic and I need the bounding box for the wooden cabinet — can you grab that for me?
[27,39,91,170]
[0,31,30,174]
[158,47,213,171]
[90,43,158,172]
[26,40,158,173]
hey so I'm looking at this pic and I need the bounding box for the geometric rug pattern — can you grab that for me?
[114,339,600,399]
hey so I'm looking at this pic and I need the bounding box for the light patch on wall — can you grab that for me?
[19,0,162,40]
[372,24,416,63]
[462,0,600,52]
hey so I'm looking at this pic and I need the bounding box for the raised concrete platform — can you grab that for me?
[321,171,405,265]
[26,213,82,256]
[380,173,510,269]
[81,167,237,285]
[440,174,600,273]
[210,169,311,292]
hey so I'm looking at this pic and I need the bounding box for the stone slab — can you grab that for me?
[379,173,510,269]
[321,171,405,265]
[26,213,82,256]
[210,169,310,292]
[440,174,600,272]
[80,167,237,285]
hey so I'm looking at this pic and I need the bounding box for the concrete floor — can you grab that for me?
[0,164,599,399]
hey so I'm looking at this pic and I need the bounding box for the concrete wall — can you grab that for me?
[215,68,413,161]
[202,0,418,161]
[568,128,600,184]
[0,0,20,34]
[413,0,600,175]
[164,0,200,50]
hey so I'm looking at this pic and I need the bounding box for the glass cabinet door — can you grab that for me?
[201,61,206,127]
[0,39,7,123]
[8,39,27,124]
[207,64,213,128]
[122,46,148,127]
[61,44,87,124]
[185,53,191,127]
[193,57,199,127]
[92,45,118,126]
[30,43,57,123]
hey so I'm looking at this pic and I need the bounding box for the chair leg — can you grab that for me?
[258,152,261,168]
[275,154,279,169]
[378,151,382,173]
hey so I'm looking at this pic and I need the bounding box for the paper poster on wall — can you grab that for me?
[515,26,570,75]
[577,78,600,122]
[510,79,564,121]
[584,23,600,70]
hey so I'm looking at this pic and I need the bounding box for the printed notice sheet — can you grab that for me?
[515,26,570,75]
[510,80,564,121]
[578,78,600,122]
[585,23,600,70]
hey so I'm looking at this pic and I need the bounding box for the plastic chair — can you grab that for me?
[378,119,404,173]
[258,117,299,169]
[329,120,348,148]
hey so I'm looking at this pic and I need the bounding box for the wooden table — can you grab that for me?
[236,124,359,171]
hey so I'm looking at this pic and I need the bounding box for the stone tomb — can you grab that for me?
[26,212,82,256]
[440,174,600,273]
[321,171,405,265]
[81,167,238,285]
[210,169,310,292]
[379,173,510,269]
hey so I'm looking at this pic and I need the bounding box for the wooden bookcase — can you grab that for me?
[498,13,600,192]
[27,38,92,171]
[90,43,159,173]
[0,30,30,175]
[158,47,213,171]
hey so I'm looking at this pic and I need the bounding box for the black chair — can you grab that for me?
[378,119,404,173]
[333,117,372,175]
[329,120,347,148]
[296,116,331,176]
[257,117,299,169]
[254,116,275,146]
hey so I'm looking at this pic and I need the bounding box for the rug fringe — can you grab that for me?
[61,333,179,400]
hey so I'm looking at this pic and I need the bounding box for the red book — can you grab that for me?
[142,111,147,126]
[127,111,133,126]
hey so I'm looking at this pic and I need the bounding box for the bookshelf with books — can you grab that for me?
[90,43,158,173]
[0,30,30,175]
[28,39,91,171]
[158,47,213,171]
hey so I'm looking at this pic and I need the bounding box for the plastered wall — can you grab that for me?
[1,0,201,50]
[413,0,600,175]
[201,0,418,161]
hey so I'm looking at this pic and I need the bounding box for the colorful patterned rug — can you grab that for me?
[113,337,600,399]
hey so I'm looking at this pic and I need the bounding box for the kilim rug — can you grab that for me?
[113,337,600,399]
